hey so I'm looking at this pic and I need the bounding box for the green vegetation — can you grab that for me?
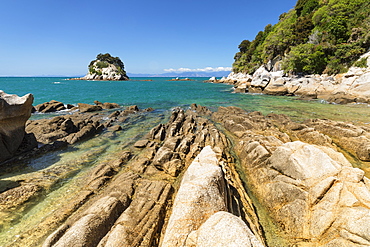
[233,0,370,75]
[88,53,127,75]
[354,57,368,68]
[95,61,109,69]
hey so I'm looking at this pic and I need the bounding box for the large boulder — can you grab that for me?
[161,146,228,246]
[187,211,264,247]
[0,91,34,162]
[243,141,370,246]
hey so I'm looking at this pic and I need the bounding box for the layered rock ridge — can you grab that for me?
[0,91,36,162]
[5,103,370,246]
[40,107,265,247]
[213,106,370,246]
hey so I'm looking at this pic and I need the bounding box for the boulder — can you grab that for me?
[243,141,370,245]
[47,196,126,247]
[94,100,120,109]
[186,211,264,247]
[78,103,102,113]
[34,100,66,113]
[0,91,34,162]
[263,78,288,95]
[161,146,228,246]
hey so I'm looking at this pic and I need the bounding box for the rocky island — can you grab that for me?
[76,53,129,81]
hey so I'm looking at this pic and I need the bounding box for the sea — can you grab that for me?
[0,76,370,245]
[0,76,370,122]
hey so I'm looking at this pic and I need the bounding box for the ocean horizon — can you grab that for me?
[1,76,370,123]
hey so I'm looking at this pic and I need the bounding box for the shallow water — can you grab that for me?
[0,111,168,246]
[1,77,370,245]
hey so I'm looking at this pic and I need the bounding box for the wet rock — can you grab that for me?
[107,125,122,132]
[133,139,149,148]
[98,180,171,247]
[94,100,120,109]
[0,183,42,211]
[78,103,103,113]
[0,91,35,162]
[34,100,66,113]
[44,196,127,247]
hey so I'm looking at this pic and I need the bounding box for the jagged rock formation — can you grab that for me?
[213,106,370,246]
[0,91,35,162]
[5,104,370,246]
[79,53,129,81]
[38,107,265,247]
[215,52,370,104]
[161,146,264,247]
[26,104,144,145]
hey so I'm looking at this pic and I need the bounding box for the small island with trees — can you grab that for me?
[75,53,129,81]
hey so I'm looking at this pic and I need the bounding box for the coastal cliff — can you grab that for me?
[224,0,370,103]
[212,51,370,104]
[79,53,129,81]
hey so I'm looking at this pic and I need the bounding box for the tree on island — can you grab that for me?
[84,53,129,81]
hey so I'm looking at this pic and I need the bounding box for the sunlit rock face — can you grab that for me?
[0,90,34,162]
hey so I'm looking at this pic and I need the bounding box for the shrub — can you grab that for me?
[95,61,109,69]
[353,57,368,68]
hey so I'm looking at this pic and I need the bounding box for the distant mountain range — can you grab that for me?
[127,71,230,78]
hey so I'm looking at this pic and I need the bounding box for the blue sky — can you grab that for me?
[0,0,296,76]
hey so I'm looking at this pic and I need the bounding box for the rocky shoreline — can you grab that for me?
[1,91,370,246]
[208,53,370,104]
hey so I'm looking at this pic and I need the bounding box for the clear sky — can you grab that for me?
[0,0,296,76]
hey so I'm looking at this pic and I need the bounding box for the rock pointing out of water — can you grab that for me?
[0,90,34,162]
[161,146,263,247]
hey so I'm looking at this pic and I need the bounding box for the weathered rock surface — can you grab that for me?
[39,108,265,247]
[216,53,370,104]
[34,100,67,113]
[161,146,228,246]
[5,103,370,247]
[212,105,370,246]
[188,211,264,247]
[0,91,35,162]
[26,105,143,146]
[162,146,264,247]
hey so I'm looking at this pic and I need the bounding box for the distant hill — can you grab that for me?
[233,0,370,75]
[128,71,229,78]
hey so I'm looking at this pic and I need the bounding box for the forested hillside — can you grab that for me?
[233,0,370,75]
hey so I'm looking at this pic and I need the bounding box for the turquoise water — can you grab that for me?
[1,77,370,122]
[1,77,370,246]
